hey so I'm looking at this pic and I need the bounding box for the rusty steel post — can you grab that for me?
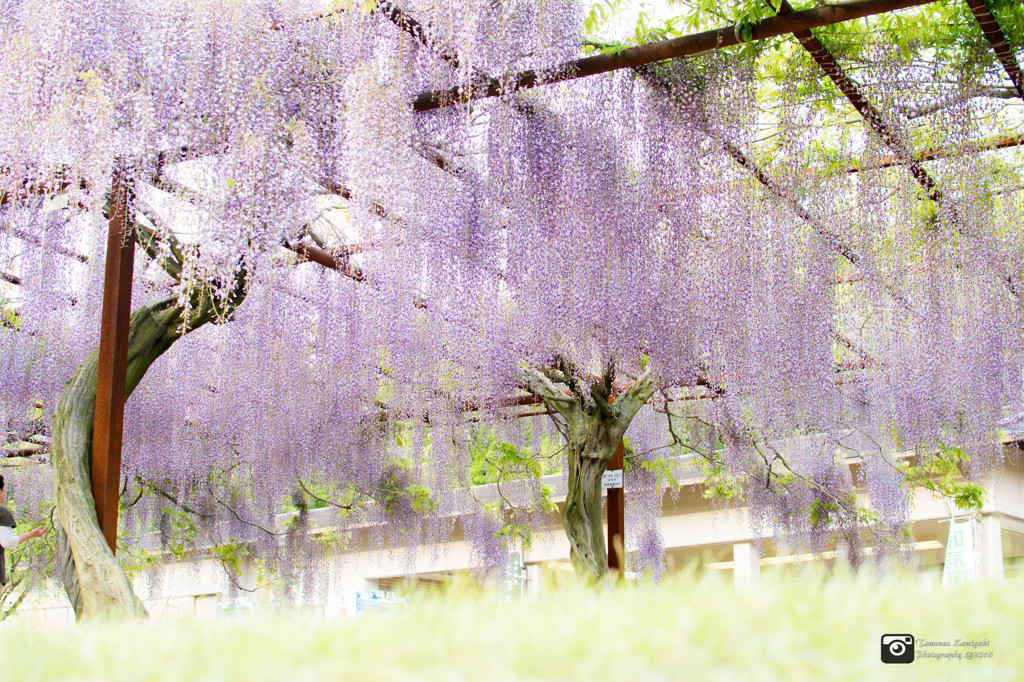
[91,167,135,554]
[607,439,625,577]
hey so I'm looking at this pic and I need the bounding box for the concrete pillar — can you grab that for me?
[980,515,1004,581]
[525,564,542,599]
[237,556,260,593]
[733,542,760,589]
[326,563,375,619]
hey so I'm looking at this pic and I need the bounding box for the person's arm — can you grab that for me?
[18,526,46,544]
[0,525,46,550]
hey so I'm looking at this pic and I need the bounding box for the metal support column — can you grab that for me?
[607,439,625,577]
[91,167,135,554]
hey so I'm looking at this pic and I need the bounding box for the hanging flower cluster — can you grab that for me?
[0,0,1021,585]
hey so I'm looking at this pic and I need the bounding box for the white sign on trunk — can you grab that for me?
[602,469,623,490]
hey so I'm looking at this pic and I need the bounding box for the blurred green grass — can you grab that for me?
[0,569,1020,681]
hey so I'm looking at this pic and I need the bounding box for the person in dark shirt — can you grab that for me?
[0,474,47,595]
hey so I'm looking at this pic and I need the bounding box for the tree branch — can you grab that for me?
[215,497,284,537]
[296,478,356,511]
[612,368,654,423]
[145,481,214,519]
[521,365,587,436]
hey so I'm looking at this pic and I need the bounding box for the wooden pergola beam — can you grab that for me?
[640,62,913,319]
[5,226,90,263]
[377,0,469,72]
[0,169,87,208]
[287,241,365,283]
[767,0,1023,302]
[965,0,1024,99]
[412,0,937,111]
[772,0,943,203]
[721,139,863,267]
[2,444,46,458]
[844,135,1024,173]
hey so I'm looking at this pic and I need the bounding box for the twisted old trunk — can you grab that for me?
[53,291,244,618]
[524,364,653,579]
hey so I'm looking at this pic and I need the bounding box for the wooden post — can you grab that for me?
[91,167,135,554]
[607,439,625,577]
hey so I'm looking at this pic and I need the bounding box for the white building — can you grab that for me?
[13,440,1024,624]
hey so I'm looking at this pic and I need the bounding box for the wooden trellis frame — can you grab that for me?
[62,0,1024,564]
[411,0,939,111]
[966,0,1024,99]
[2,0,1019,567]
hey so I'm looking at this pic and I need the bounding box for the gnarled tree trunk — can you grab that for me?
[53,290,244,618]
[524,362,653,580]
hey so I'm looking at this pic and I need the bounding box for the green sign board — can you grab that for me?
[500,552,524,600]
[942,519,977,589]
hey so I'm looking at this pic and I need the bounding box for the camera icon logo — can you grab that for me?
[881,634,915,664]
